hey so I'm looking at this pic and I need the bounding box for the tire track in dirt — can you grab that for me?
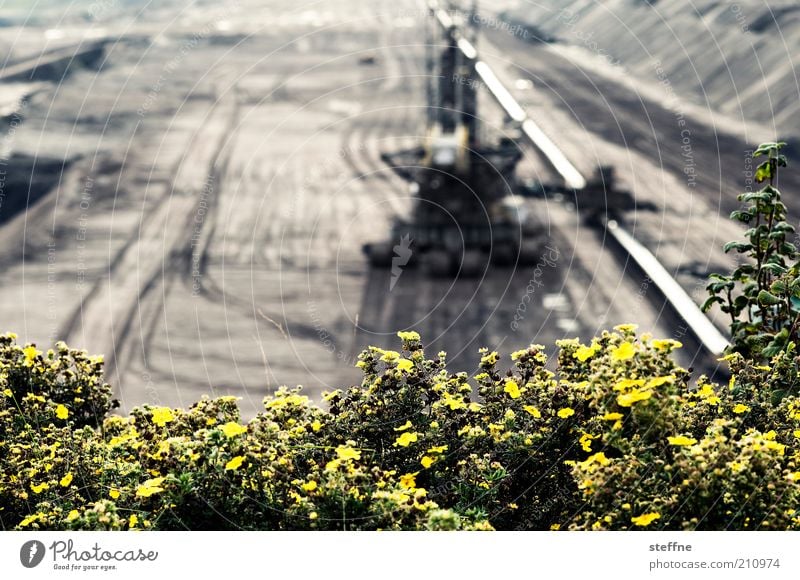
[60,80,242,403]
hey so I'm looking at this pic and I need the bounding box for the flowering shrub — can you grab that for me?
[2,329,800,531]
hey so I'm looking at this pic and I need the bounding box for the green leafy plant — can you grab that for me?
[703,142,800,363]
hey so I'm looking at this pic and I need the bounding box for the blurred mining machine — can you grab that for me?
[363,1,543,277]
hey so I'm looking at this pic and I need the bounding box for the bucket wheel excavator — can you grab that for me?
[363,1,542,277]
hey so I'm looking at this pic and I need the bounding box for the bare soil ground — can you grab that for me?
[0,0,726,416]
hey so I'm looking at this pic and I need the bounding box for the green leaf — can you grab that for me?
[742,188,772,201]
[758,290,782,306]
[764,328,790,358]
[733,265,756,278]
[723,241,751,253]
[761,263,787,275]
[770,280,787,294]
[742,281,759,295]
[733,295,749,311]
[709,281,733,293]
[756,163,772,184]
[753,142,785,157]
[701,296,724,312]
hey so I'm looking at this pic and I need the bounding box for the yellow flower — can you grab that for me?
[225,456,245,471]
[55,404,69,420]
[510,349,528,361]
[59,473,73,487]
[557,407,575,419]
[151,407,175,427]
[397,331,421,341]
[109,488,120,499]
[31,482,50,494]
[733,403,750,414]
[579,452,610,467]
[420,456,435,468]
[380,350,400,363]
[617,389,652,407]
[395,432,419,447]
[427,445,448,454]
[66,509,79,522]
[586,451,609,465]
[301,480,318,492]
[311,420,322,432]
[602,412,623,421]
[579,433,598,452]
[3,388,12,397]
[614,378,645,391]
[480,351,499,365]
[129,514,139,528]
[394,420,413,431]
[614,324,638,333]
[468,402,483,412]
[136,477,166,497]
[667,435,697,447]
[652,339,682,351]
[504,380,521,399]
[646,376,673,389]
[396,359,414,372]
[610,341,636,361]
[220,421,247,438]
[322,390,342,402]
[399,472,418,489]
[787,472,800,482]
[762,440,785,455]
[574,342,599,362]
[549,523,561,531]
[440,393,467,410]
[23,345,38,366]
[696,384,720,405]
[336,445,361,460]
[631,512,661,527]
[522,405,541,418]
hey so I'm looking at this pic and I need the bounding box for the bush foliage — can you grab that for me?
[3,329,800,531]
[703,142,800,363]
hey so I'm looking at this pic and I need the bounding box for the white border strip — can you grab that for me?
[1,531,796,578]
